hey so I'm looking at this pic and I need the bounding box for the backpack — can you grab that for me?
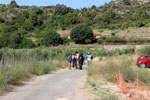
[67,55,72,61]
[72,55,76,61]
[80,54,84,61]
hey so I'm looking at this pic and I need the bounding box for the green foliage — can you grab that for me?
[92,48,134,57]
[97,36,150,45]
[70,24,95,44]
[20,39,36,48]
[54,4,70,15]
[123,0,131,5]
[10,0,18,8]
[88,55,150,85]
[1,0,150,48]
[136,21,145,27]
[0,31,36,49]
[1,25,18,33]
[111,32,116,36]
[0,17,4,23]
[97,36,127,44]
[61,25,66,30]
[62,37,71,45]
[0,32,10,48]
[0,48,69,94]
[87,56,136,82]
[97,38,103,44]
[138,46,150,55]
[42,29,63,46]
[31,61,54,75]
[9,32,23,49]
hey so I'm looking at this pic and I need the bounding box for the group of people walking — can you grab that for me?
[67,51,93,70]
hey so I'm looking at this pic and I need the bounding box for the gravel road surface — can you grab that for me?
[0,66,91,100]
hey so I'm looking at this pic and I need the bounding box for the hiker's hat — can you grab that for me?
[88,52,91,54]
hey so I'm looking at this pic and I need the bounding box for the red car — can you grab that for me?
[137,55,150,68]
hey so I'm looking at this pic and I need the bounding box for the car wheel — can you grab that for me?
[140,63,146,68]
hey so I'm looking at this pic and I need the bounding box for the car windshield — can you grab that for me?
[145,56,150,59]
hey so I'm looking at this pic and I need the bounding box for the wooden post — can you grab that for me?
[0,55,4,67]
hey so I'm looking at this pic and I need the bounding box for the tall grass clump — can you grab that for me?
[138,46,150,55]
[0,59,67,94]
[137,69,150,84]
[0,48,72,95]
[88,55,150,84]
[88,55,137,82]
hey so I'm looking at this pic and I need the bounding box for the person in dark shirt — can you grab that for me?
[79,52,84,70]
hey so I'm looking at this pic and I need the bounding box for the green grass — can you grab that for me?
[0,47,135,95]
[138,46,150,55]
[0,56,67,95]
[87,55,150,100]
[88,55,150,84]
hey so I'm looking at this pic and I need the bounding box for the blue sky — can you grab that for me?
[0,0,112,9]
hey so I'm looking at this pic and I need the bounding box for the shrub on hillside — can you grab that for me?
[70,23,95,44]
[54,4,70,15]
[9,0,18,8]
[0,32,10,48]
[9,32,23,49]
[20,39,36,48]
[97,38,103,44]
[62,37,71,45]
[42,29,63,46]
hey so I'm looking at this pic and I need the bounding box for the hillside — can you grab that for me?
[1,0,150,31]
[0,0,150,48]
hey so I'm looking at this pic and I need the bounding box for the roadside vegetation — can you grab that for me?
[87,47,150,100]
[138,46,150,55]
[0,47,134,95]
[88,55,150,83]
[0,48,71,94]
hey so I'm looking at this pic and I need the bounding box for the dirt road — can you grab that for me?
[0,66,91,100]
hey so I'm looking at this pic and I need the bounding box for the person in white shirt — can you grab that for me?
[86,52,93,66]
[72,53,77,69]
[76,52,80,69]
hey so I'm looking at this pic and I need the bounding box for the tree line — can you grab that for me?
[0,0,150,48]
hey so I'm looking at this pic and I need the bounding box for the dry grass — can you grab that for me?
[0,59,67,95]
[87,54,150,100]
[88,55,150,84]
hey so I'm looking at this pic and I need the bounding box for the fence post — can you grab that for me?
[0,55,4,68]
[13,54,15,65]
[27,53,29,63]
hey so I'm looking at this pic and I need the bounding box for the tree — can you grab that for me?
[42,29,63,46]
[54,4,70,15]
[123,0,131,5]
[9,32,23,48]
[20,39,35,48]
[70,23,95,44]
[0,32,10,48]
[10,0,18,8]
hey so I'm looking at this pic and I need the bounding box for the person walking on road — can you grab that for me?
[86,52,93,66]
[72,53,77,69]
[76,52,80,69]
[79,52,84,70]
[67,53,72,69]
